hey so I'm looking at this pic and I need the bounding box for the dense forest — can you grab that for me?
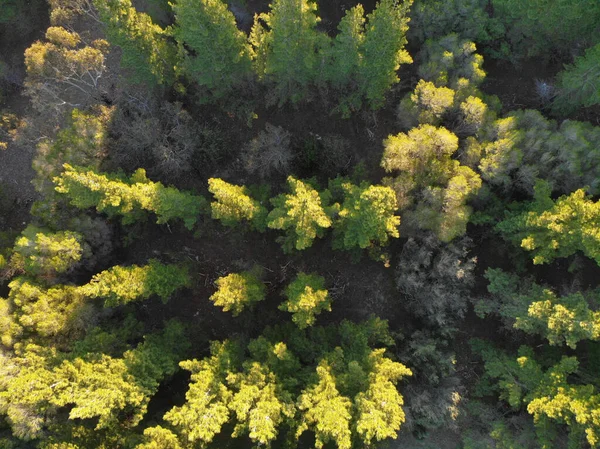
[0,0,599,448]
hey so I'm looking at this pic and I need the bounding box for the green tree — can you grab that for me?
[94,0,176,87]
[81,260,189,307]
[171,0,252,99]
[250,0,326,105]
[477,268,600,349]
[296,361,353,449]
[267,177,334,253]
[497,180,600,265]
[209,271,266,316]
[136,426,182,449]
[11,226,90,277]
[358,0,412,109]
[554,43,600,113]
[474,341,600,449]
[208,178,267,231]
[280,273,331,329]
[54,164,207,229]
[332,181,400,251]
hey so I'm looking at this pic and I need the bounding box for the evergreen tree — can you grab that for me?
[209,271,266,316]
[94,0,176,87]
[11,226,90,277]
[251,0,327,105]
[267,177,334,253]
[332,181,400,251]
[359,0,412,109]
[171,0,252,99]
[554,43,600,113]
[54,165,207,229]
[280,273,331,329]
[208,178,268,231]
[497,180,600,265]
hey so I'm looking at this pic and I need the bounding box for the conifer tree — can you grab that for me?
[251,0,326,105]
[54,165,206,229]
[94,0,176,87]
[171,0,252,99]
[11,226,90,277]
[267,177,334,252]
[554,42,600,113]
[209,271,266,316]
[497,180,600,265]
[208,178,268,231]
[296,362,353,449]
[359,0,413,109]
[280,273,331,329]
[332,181,400,251]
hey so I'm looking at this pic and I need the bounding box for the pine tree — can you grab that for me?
[171,0,252,99]
[359,0,413,109]
[54,165,207,229]
[11,226,90,277]
[267,177,334,252]
[496,180,600,265]
[209,271,266,316]
[296,362,353,449]
[208,178,268,231]
[332,181,400,251]
[554,42,600,113]
[251,0,327,105]
[94,0,176,87]
[280,273,331,329]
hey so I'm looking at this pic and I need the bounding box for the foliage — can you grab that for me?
[382,125,481,241]
[250,0,326,105]
[94,0,177,87]
[54,164,207,229]
[554,43,600,113]
[280,273,331,329]
[208,178,268,231]
[358,0,412,109]
[474,341,600,449]
[490,0,600,61]
[0,321,189,439]
[267,177,334,252]
[477,268,600,349]
[164,319,411,448]
[497,180,600,265]
[331,180,400,251]
[11,226,90,277]
[81,259,189,307]
[24,27,108,113]
[209,271,266,316]
[172,0,252,99]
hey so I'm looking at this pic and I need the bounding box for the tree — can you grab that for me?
[81,260,189,307]
[24,27,109,113]
[474,341,600,449]
[54,164,207,229]
[171,0,252,99]
[11,226,90,277]
[208,178,268,231]
[280,273,331,329]
[496,180,600,265]
[267,177,334,252]
[296,361,353,449]
[358,0,412,109]
[209,271,266,316]
[324,5,365,116]
[94,0,177,87]
[553,42,600,113]
[250,0,326,105]
[476,268,600,349]
[397,80,455,128]
[332,181,400,251]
